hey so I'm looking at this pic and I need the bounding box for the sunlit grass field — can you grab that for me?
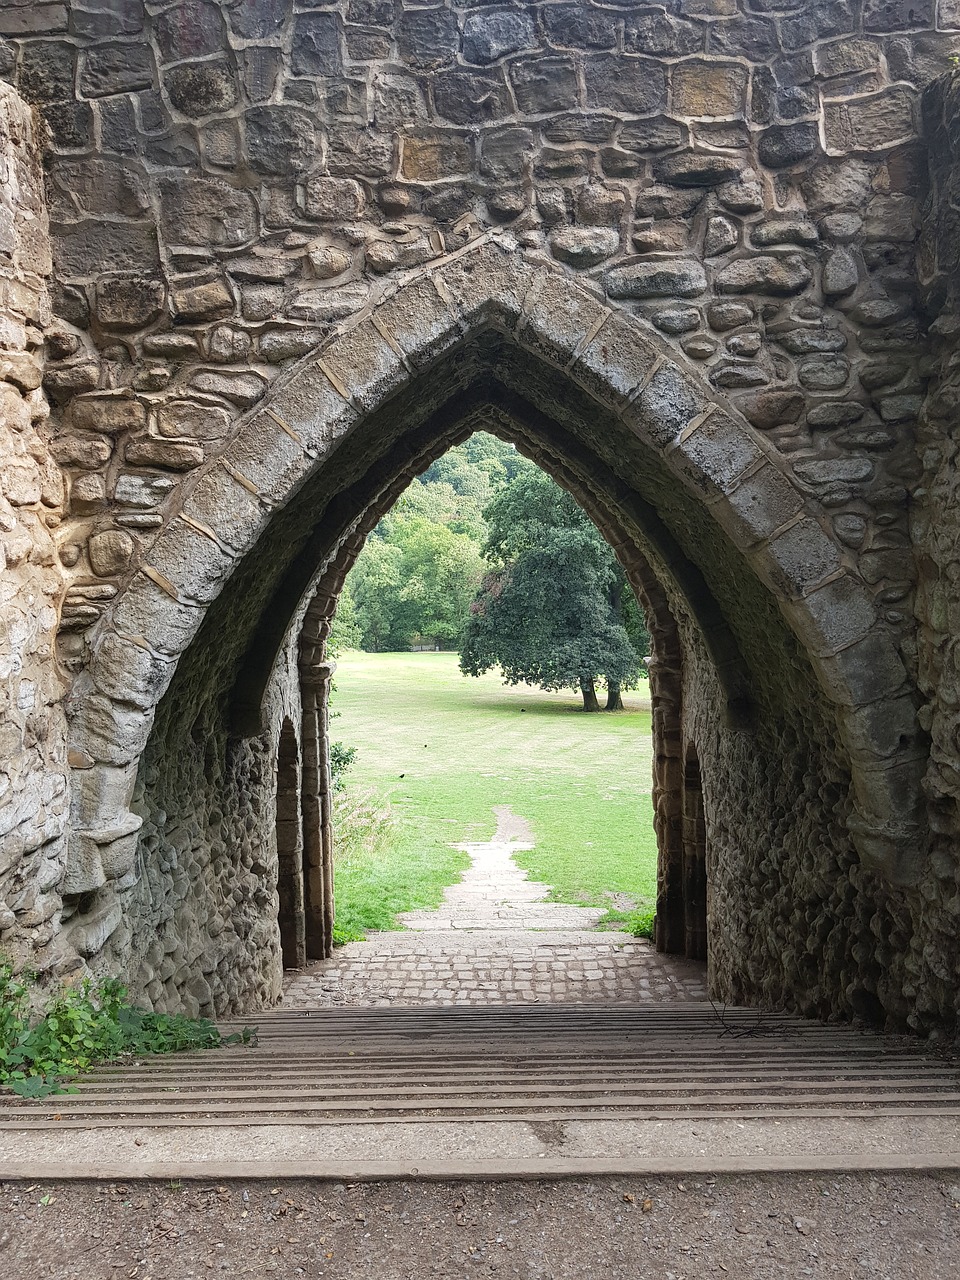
[330,651,657,937]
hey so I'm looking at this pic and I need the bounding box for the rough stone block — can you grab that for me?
[164,60,238,118]
[68,394,146,435]
[463,10,535,64]
[89,530,136,578]
[95,277,166,330]
[125,439,205,471]
[568,309,660,407]
[604,259,706,299]
[669,410,762,499]
[144,520,236,608]
[584,56,667,115]
[510,56,580,114]
[758,518,843,599]
[182,467,268,556]
[629,363,710,450]
[401,130,472,181]
[715,255,812,296]
[303,177,366,222]
[549,227,620,268]
[52,221,160,278]
[824,88,917,153]
[714,464,805,547]
[79,43,155,97]
[785,576,878,657]
[672,61,747,117]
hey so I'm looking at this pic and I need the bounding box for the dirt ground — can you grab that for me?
[2,1173,959,1280]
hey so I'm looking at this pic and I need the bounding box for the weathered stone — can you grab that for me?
[71,472,106,513]
[823,248,860,298]
[710,362,769,389]
[707,300,755,331]
[751,219,819,248]
[157,401,231,441]
[95,277,166,331]
[303,178,366,223]
[651,306,700,335]
[159,176,258,249]
[170,277,234,323]
[672,60,747,117]
[52,222,160,278]
[631,223,690,254]
[624,10,702,56]
[634,185,705,219]
[463,11,535,64]
[549,227,619,268]
[584,56,667,115]
[653,152,743,187]
[68,394,146,435]
[604,260,707,300]
[125,439,205,471]
[824,88,917,153]
[79,43,154,97]
[716,172,764,214]
[798,355,852,389]
[704,216,738,257]
[291,12,342,76]
[165,60,238,120]
[398,9,459,70]
[715,256,812,296]
[245,106,318,177]
[725,331,761,357]
[307,245,353,280]
[681,333,718,359]
[775,327,847,355]
[190,371,267,407]
[259,329,323,363]
[740,389,806,428]
[757,123,819,168]
[50,434,114,469]
[401,131,472,181]
[88,530,136,578]
[114,472,177,508]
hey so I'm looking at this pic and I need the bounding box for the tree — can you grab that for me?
[459,462,648,711]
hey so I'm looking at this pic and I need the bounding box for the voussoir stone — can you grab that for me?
[604,259,707,299]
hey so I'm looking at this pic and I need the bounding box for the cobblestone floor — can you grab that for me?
[282,928,707,1007]
[283,828,707,1008]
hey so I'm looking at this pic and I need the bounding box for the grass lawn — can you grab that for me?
[331,651,657,936]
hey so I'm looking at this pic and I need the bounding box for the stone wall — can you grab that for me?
[1,3,960,1029]
[0,81,69,979]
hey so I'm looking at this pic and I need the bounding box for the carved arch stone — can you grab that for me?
[66,239,922,911]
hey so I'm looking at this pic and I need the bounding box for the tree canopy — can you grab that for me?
[460,460,648,711]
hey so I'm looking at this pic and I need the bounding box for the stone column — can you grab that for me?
[650,649,685,956]
[300,658,337,960]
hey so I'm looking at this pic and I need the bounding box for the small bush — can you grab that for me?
[330,741,357,792]
[0,967,256,1098]
[597,907,656,939]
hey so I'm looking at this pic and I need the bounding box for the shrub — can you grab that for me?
[0,967,255,1098]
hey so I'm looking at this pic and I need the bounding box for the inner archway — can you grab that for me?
[65,246,920,1026]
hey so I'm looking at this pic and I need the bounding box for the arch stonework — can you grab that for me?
[69,243,920,899]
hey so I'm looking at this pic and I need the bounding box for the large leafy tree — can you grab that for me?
[460,461,648,711]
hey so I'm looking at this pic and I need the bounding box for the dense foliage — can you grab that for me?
[460,462,648,710]
[0,966,255,1097]
[331,432,649,708]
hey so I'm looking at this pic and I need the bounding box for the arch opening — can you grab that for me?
[63,253,922,1024]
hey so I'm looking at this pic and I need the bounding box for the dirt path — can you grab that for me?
[3,1173,959,1279]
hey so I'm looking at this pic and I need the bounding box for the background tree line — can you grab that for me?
[332,434,650,710]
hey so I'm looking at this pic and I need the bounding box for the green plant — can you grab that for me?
[598,908,656,939]
[0,967,256,1098]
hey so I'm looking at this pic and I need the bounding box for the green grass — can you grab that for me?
[331,652,657,933]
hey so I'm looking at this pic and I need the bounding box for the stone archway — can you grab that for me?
[58,243,923,1020]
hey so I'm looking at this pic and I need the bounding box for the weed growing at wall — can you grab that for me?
[598,908,656,940]
[0,967,255,1098]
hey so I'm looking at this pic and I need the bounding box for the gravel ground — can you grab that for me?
[2,1173,959,1279]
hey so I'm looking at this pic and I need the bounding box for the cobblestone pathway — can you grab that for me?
[283,821,707,1008]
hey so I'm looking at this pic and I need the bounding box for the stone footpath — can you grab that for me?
[283,827,706,1008]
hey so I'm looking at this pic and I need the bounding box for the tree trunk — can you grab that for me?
[579,677,601,712]
[605,682,623,711]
